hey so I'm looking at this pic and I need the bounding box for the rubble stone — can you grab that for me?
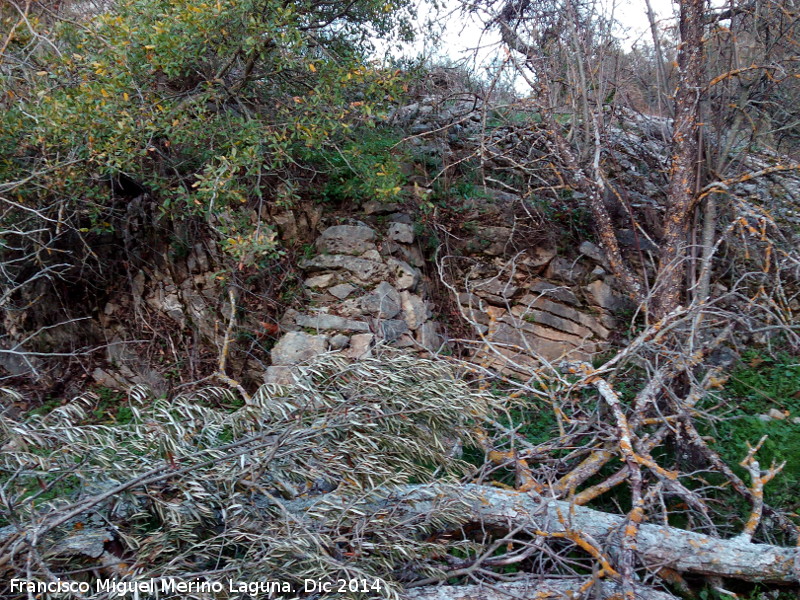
[271,332,328,366]
[316,224,377,255]
[388,222,415,244]
[400,291,428,330]
[328,283,357,300]
[295,313,370,332]
[342,333,374,359]
[386,257,419,290]
[304,273,335,288]
[359,281,401,319]
[299,254,389,282]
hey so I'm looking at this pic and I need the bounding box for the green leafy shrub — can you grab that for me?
[0,0,414,301]
[311,128,409,204]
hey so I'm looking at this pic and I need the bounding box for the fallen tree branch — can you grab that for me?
[291,484,800,584]
[403,577,680,600]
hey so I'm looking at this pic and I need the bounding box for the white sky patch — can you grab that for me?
[380,0,677,76]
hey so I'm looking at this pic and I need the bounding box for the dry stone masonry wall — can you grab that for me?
[455,245,625,376]
[265,217,440,384]
[266,198,634,383]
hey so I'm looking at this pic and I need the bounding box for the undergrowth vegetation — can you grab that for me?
[708,350,800,513]
[0,0,416,312]
[0,351,495,598]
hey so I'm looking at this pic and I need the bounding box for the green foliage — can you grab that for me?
[312,128,409,204]
[1,0,414,286]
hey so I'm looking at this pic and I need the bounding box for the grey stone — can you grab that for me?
[768,408,787,420]
[388,222,415,244]
[458,292,483,307]
[400,291,428,330]
[616,229,659,253]
[526,281,580,306]
[279,308,301,332]
[489,322,595,362]
[295,313,370,332]
[360,248,383,262]
[304,273,335,288]
[707,346,738,368]
[472,278,518,301]
[0,349,37,377]
[411,122,433,135]
[342,333,374,359]
[579,241,606,264]
[363,200,400,215]
[586,280,634,313]
[316,225,376,255]
[264,366,296,385]
[385,243,425,267]
[299,254,389,283]
[590,266,607,278]
[388,213,414,225]
[194,243,209,272]
[328,283,357,300]
[51,528,113,559]
[476,226,512,256]
[359,281,401,319]
[273,210,298,240]
[92,368,127,390]
[386,257,419,290]
[379,319,409,341]
[335,297,367,318]
[393,333,417,348]
[515,296,610,339]
[545,257,585,283]
[503,309,594,339]
[187,243,209,274]
[522,245,557,267]
[417,321,441,351]
[329,334,350,350]
[508,320,589,345]
[380,240,402,257]
[270,332,328,366]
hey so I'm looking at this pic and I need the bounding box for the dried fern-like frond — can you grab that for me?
[0,349,496,599]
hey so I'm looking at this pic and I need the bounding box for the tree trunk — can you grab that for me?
[405,577,680,600]
[289,484,800,585]
[651,0,705,318]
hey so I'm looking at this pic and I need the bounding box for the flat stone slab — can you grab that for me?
[300,254,389,282]
[271,332,328,366]
[295,313,370,332]
[316,225,376,255]
[328,283,357,300]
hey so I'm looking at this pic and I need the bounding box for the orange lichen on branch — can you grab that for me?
[739,435,786,540]
[552,448,614,497]
[535,524,621,579]
[477,428,545,493]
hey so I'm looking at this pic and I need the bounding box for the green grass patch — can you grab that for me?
[703,350,800,512]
